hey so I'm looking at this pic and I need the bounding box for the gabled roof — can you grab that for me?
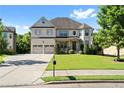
[50,17,83,30]
[30,17,55,28]
[3,26,16,33]
[30,17,94,30]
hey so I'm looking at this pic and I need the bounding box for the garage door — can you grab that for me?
[33,45,43,54]
[44,45,54,54]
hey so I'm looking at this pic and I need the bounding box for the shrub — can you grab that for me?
[4,49,16,55]
[89,45,103,55]
[80,44,84,51]
[60,50,65,54]
[84,44,90,54]
[65,50,68,54]
[69,49,75,54]
[78,50,83,54]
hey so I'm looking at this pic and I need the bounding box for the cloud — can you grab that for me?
[15,25,21,29]
[91,13,97,17]
[14,25,30,34]
[70,8,96,19]
[23,26,29,30]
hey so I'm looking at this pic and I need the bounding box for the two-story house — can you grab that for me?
[2,26,16,52]
[30,17,93,54]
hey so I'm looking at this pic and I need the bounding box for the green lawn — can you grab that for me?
[0,55,5,64]
[42,75,124,82]
[47,54,124,70]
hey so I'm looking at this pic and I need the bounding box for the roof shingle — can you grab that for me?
[30,17,93,30]
[50,17,82,30]
[3,26,16,33]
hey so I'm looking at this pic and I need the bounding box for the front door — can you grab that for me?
[72,41,76,50]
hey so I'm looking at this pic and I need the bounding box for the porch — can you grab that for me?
[55,38,80,52]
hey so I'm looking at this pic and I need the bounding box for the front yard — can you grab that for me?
[47,54,124,70]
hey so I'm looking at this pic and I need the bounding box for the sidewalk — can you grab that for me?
[42,70,124,77]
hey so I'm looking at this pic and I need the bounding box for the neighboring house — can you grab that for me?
[30,17,94,54]
[2,26,16,52]
[104,46,124,56]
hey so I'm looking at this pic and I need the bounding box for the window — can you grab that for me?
[33,45,37,47]
[3,32,8,38]
[9,46,11,49]
[42,21,45,24]
[85,30,89,36]
[9,34,12,38]
[41,19,45,24]
[35,29,41,35]
[45,45,49,47]
[79,32,81,36]
[50,45,54,47]
[59,30,68,37]
[60,42,67,48]
[73,31,76,35]
[91,32,93,36]
[85,40,89,45]
[47,29,53,35]
[90,29,93,36]
[38,45,42,47]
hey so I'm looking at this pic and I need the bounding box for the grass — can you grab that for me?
[42,75,124,82]
[0,55,5,64]
[47,54,124,70]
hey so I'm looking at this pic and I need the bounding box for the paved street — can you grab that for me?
[43,70,124,77]
[0,54,53,87]
[8,83,124,88]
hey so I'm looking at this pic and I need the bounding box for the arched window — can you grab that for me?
[73,31,76,35]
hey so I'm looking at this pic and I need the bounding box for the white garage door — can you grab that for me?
[33,45,43,54]
[44,45,54,54]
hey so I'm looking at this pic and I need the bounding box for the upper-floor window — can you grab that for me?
[9,46,11,49]
[47,29,53,35]
[9,34,12,39]
[41,20,45,24]
[73,31,76,35]
[90,29,93,36]
[91,32,93,36]
[59,30,68,37]
[3,32,8,38]
[85,30,89,36]
[35,29,41,35]
[85,40,89,45]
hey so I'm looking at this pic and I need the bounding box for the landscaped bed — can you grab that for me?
[0,55,5,64]
[47,54,124,70]
[42,75,124,82]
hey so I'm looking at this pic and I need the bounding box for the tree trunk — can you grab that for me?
[117,46,120,61]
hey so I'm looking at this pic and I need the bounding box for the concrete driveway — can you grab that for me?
[0,54,53,87]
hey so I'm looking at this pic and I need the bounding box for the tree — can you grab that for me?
[16,32,30,54]
[92,33,103,55]
[97,5,124,61]
[0,19,8,54]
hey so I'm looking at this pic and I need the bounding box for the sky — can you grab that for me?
[0,5,99,34]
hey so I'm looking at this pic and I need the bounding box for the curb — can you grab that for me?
[45,80,124,84]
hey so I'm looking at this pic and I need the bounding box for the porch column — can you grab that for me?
[42,41,44,54]
[69,40,71,49]
[76,40,80,51]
